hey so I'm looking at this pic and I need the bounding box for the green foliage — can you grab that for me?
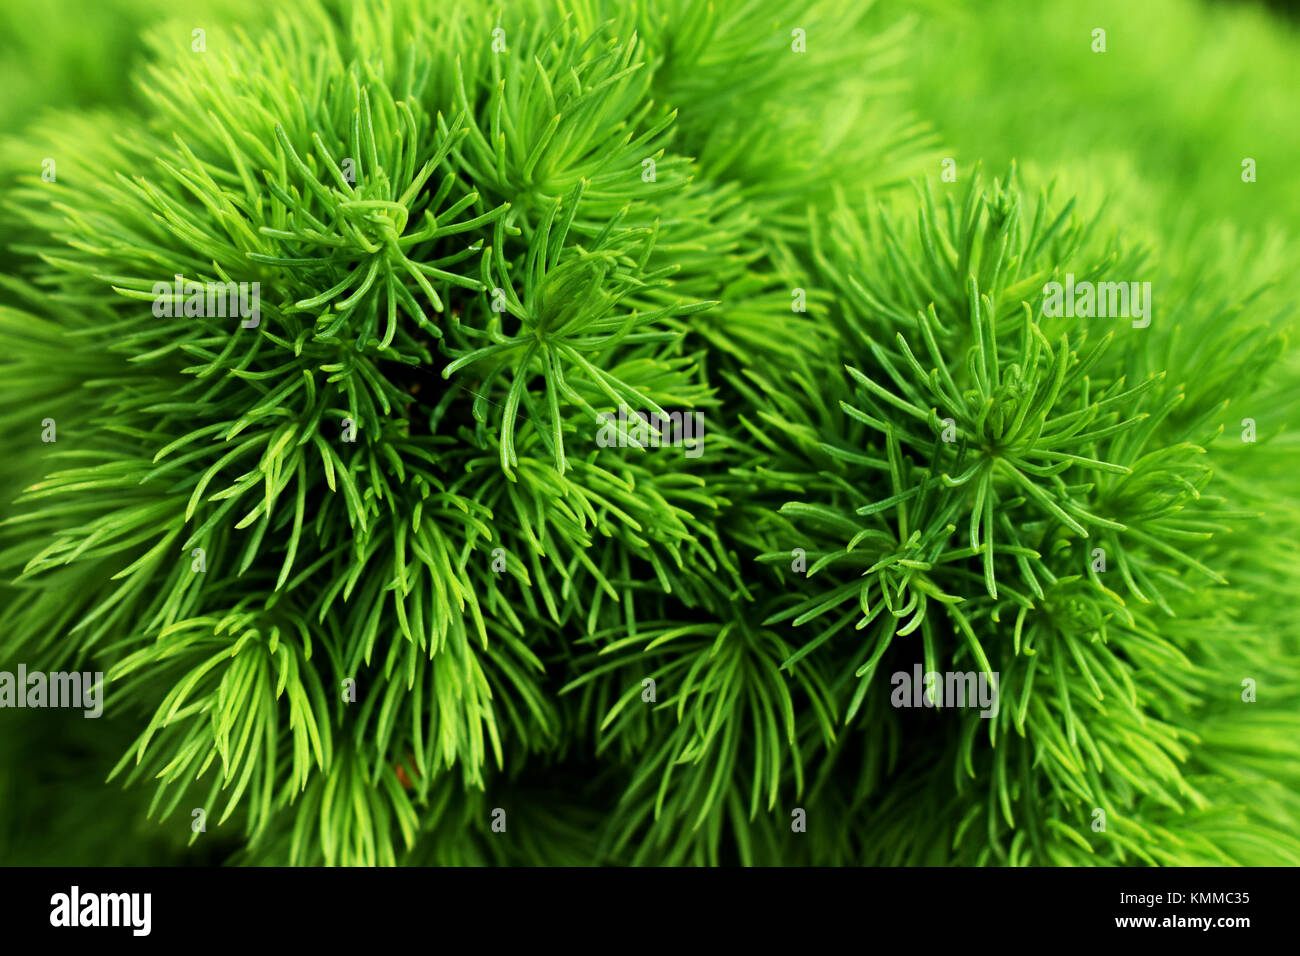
[0,0,1297,866]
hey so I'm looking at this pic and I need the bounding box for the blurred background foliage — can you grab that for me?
[890,0,1300,234]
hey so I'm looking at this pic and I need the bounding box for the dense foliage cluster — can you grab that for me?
[1,0,1297,865]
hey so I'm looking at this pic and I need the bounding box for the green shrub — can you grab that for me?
[1,0,1296,866]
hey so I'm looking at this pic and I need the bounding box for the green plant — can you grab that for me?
[1,0,1297,866]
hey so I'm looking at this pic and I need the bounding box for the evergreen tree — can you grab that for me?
[1,0,1296,866]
